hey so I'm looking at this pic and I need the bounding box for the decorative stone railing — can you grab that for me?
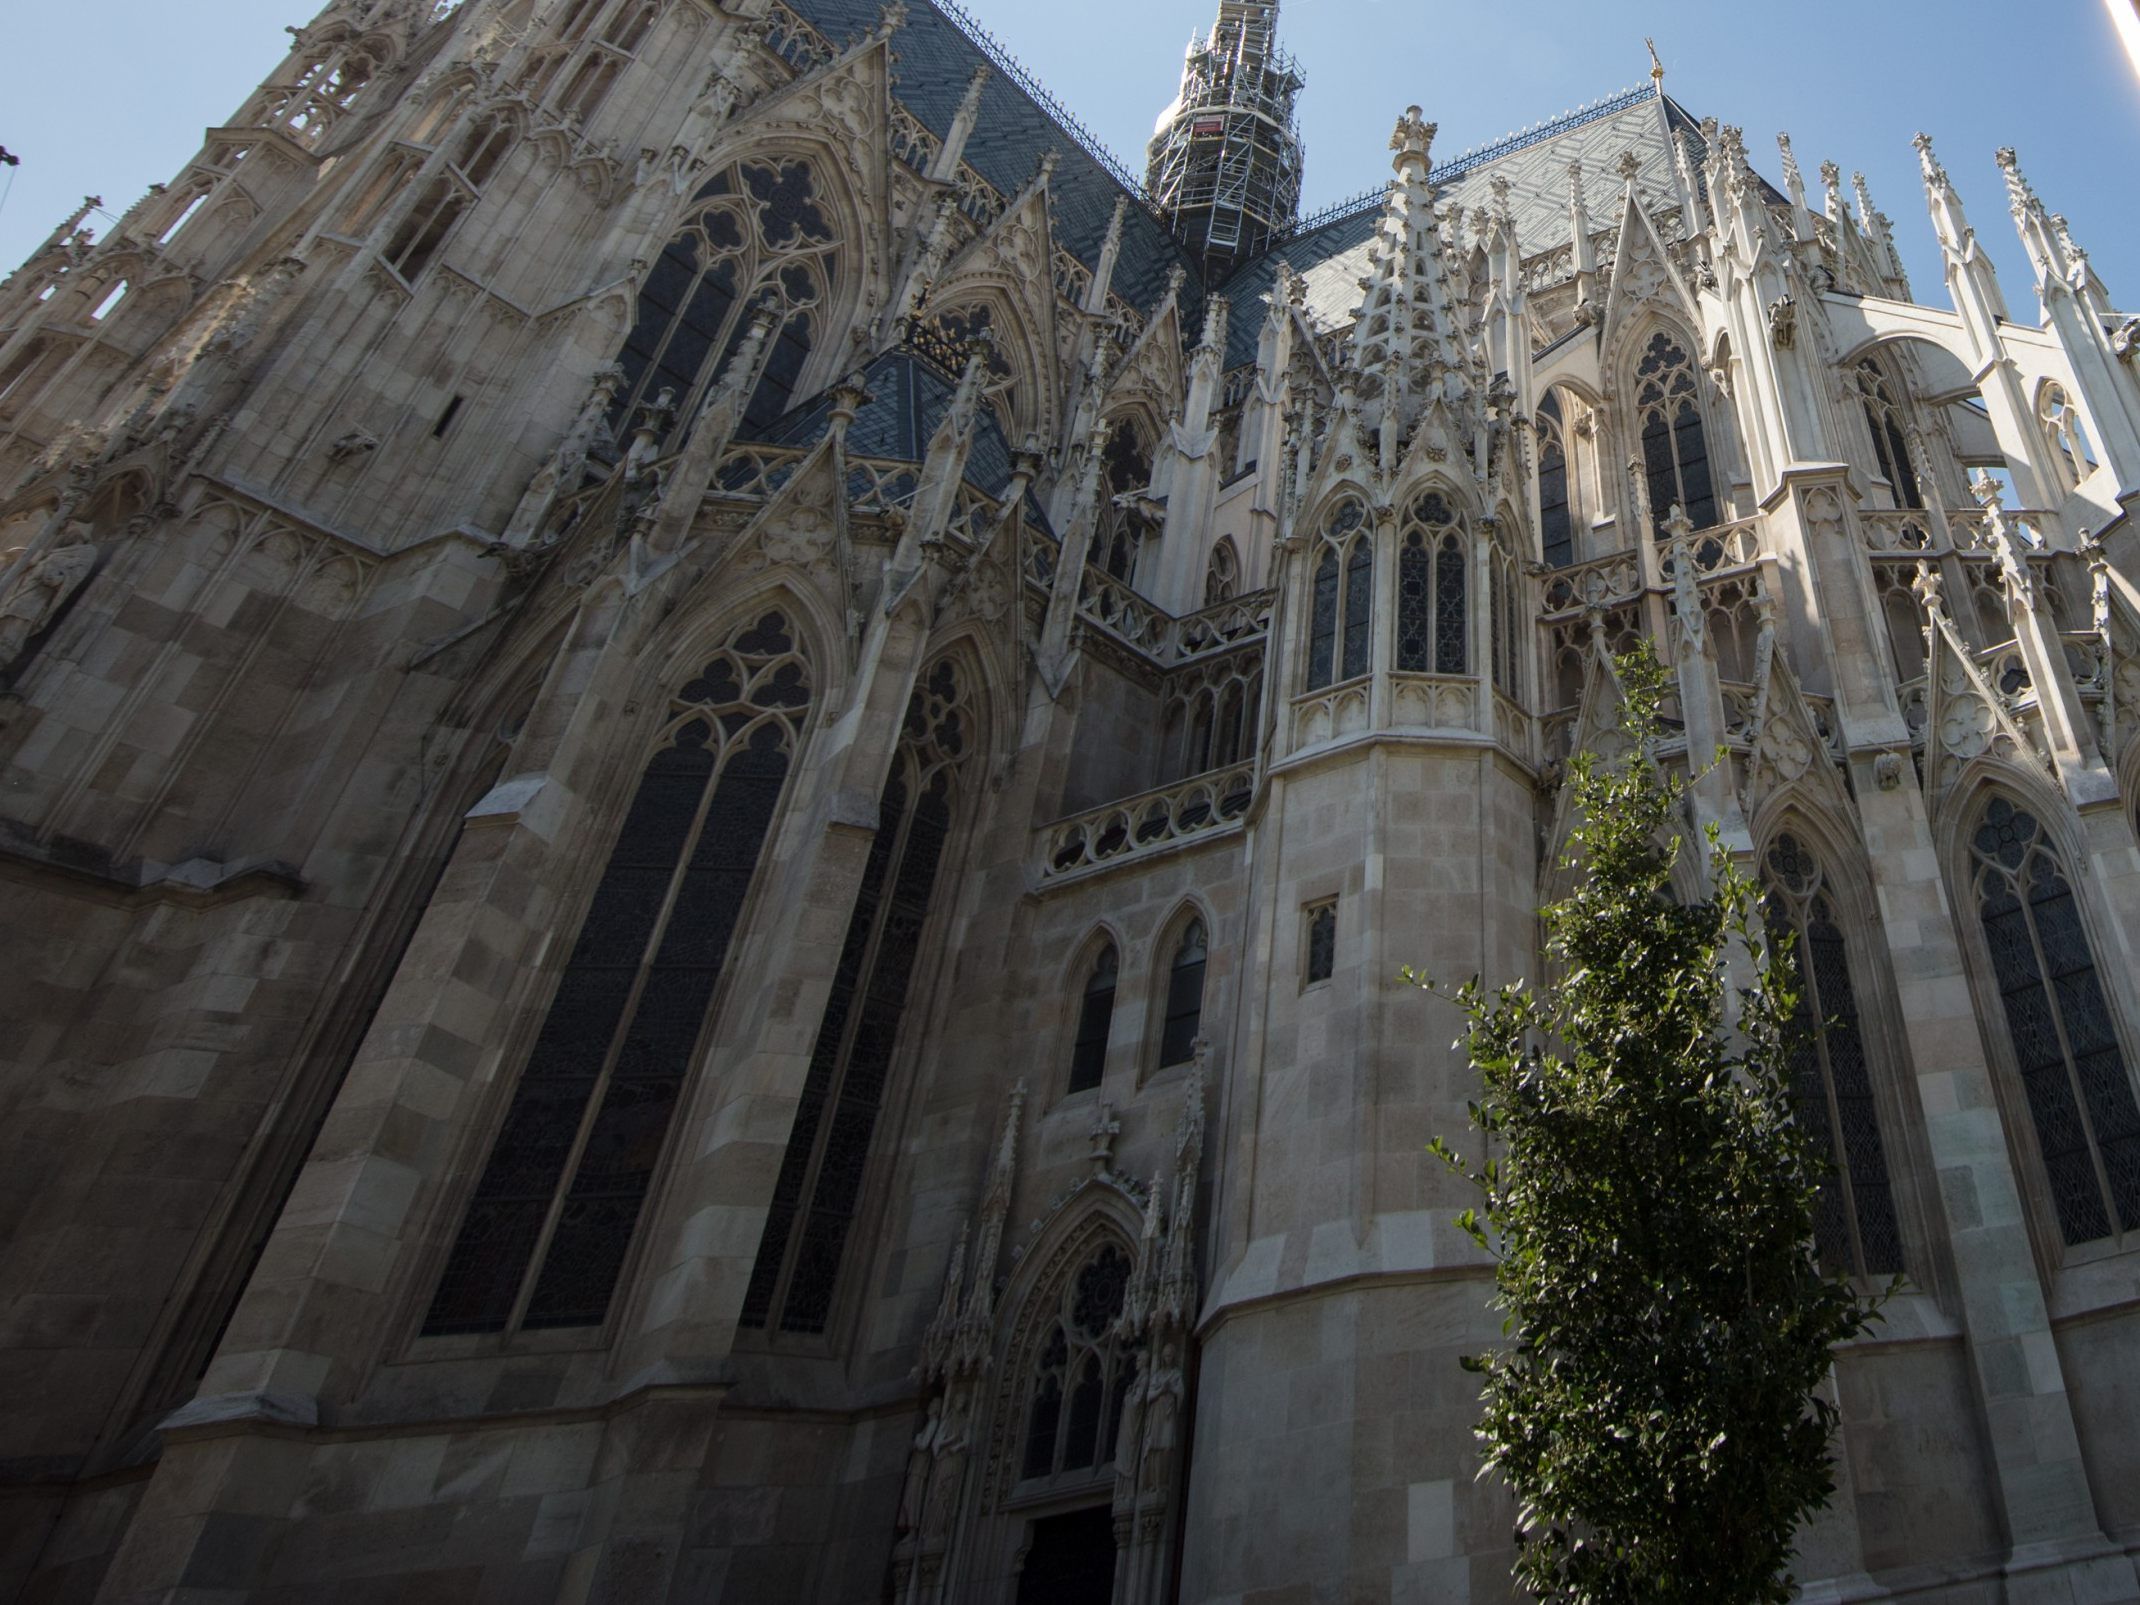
[1171,592,1273,661]
[713,443,808,501]
[1078,566,1167,654]
[1290,676,1372,748]
[1025,529,1058,589]
[848,458,923,515]
[1542,548,1641,612]
[1859,510,1939,553]
[1682,517,1761,575]
[1039,761,1256,881]
[1387,673,1480,734]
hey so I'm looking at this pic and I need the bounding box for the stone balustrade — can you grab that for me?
[1039,760,1257,882]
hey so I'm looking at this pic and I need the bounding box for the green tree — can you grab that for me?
[1416,645,1885,1605]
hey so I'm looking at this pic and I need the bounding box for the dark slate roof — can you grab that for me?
[1209,90,1780,371]
[749,345,1052,533]
[786,0,1204,325]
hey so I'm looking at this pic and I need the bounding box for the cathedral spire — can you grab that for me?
[1145,0,1306,282]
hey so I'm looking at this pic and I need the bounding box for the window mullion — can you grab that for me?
[1801,911,1868,1281]
[2018,861,2123,1243]
[501,725,734,1335]
[764,773,920,1328]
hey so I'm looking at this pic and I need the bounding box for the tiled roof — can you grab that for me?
[785,0,1204,324]
[752,344,1051,531]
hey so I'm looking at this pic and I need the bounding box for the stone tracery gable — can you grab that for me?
[1740,632,1850,827]
[1597,187,1700,359]
[1103,280,1189,439]
[1918,595,2052,806]
[926,182,1066,444]
[692,30,898,333]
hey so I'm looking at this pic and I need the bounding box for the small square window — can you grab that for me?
[1304,901,1337,985]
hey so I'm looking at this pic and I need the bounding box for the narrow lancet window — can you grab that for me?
[1762,835,1905,1279]
[1971,799,2140,1246]
[424,613,812,1337]
[740,659,976,1335]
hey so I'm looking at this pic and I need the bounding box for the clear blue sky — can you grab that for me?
[3,0,2136,317]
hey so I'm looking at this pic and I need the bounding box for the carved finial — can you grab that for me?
[1776,132,1804,192]
[1819,160,1844,211]
[1852,171,1878,219]
[1912,557,1944,619]
[1970,467,2005,513]
[1993,146,2030,214]
[1389,105,1436,173]
[1617,148,1642,183]
[874,0,907,39]
[1912,131,1947,186]
[1198,294,1229,353]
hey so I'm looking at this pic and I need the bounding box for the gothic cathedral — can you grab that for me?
[3,0,2140,1600]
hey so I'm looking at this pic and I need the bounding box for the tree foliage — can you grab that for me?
[1416,646,1885,1605]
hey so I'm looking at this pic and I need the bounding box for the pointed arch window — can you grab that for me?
[423,613,813,1337]
[1305,499,1370,690]
[1068,945,1118,1096]
[1762,835,1905,1280]
[1204,537,1241,606]
[1397,491,1467,675]
[741,659,977,1335]
[1096,421,1154,583]
[1537,390,1575,568]
[1857,361,1923,509]
[1634,332,1717,535]
[1970,798,2140,1246]
[2038,382,2097,493]
[384,115,517,285]
[613,157,836,443]
[1159,920,1208,1070]
[1020,1243,1139,1485]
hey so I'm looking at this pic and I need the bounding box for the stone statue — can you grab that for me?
[895,1397,943,1536]
[0,528,97,672]
[1138,1337,1185,1499]
[919,1392,970,1549]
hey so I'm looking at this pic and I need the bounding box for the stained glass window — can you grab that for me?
[1971,798,2140,1246]
[1068,945,1117,1096]
[1097,423,1153,582]
[1635,332,1718,535]
[1538,390,1575,568]
[1159,920,1208,1069]
[1761,834,1905,1280]
[1306,550,1339,690]
[1304,500,1367,692]
[740,659,975,1334]
[611,157,835,443]
[1305,903,1336,985]
[1019,1244,1137,1485]
[1205,537,1241,606]
[1396,493,1466,676]
[423,613,812,1337]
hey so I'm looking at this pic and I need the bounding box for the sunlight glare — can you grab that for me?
[2109,0,2140,79]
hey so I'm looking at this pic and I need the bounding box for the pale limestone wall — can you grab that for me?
[1181,1282,1519,1605]
[0,0,2138,1601]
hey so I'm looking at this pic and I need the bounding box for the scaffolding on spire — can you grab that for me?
[1144,0,1305,283]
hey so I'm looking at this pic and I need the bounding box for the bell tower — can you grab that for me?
[1144,0,1305,282]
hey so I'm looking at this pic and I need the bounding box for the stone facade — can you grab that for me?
[2,1,2139,1601]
